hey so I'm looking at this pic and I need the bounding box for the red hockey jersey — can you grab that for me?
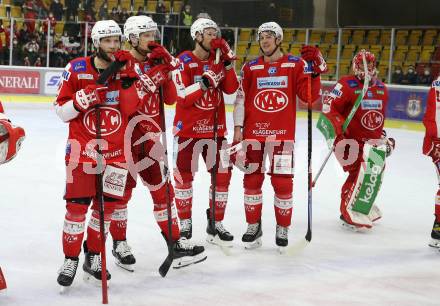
[423,77,440,155]
[240,54,320,141]
[55,56,138,164]
[322,75,388,141]
[173,51,239,138]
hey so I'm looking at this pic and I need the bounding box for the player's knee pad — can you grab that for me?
[66,200,90,220]
[151,182,175,205]
[244,173,264,190]
[270,175,293,196]
[174,171,193,185]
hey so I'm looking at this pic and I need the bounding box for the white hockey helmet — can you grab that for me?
[190,18,218,40]
[91,20,122,48]
[124,15,159,42]
[257,22,283,41]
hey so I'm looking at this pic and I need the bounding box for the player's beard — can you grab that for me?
[197,35,211,54]
[97,47,113,63]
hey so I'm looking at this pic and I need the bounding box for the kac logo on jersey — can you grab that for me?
[268,67,277,75]
[254,89,289,113]
[361,110,384,130]
[83,107,122,136]
[257,76,288,89]
[139,93,160,117]
[195,89,222,110]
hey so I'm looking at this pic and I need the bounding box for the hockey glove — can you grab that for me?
[210,38,237,63]
[113,50,134,63]
[201,63,225,90]
[73,85,108,112]
[0,119,25,165]
[430,139,440,162]
[300,45,328,75]
[138,64,169,93]
[148,42,180,70]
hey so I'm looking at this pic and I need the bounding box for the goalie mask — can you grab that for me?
[0,116,25,165]
[352,49,377,81]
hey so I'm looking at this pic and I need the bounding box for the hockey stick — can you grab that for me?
[286,65,313,255]
[158,82,176,278]
[312,52,370,187]
[93,60,126,304]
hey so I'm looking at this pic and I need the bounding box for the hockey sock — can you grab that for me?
[110,202,128,241]
[86,209,112,254]
[151,182,180,241]
[244,189,263,224]
[63,202,88,257]
[209,186,228,221]
[274,194,293,227]
[175,182,193,220]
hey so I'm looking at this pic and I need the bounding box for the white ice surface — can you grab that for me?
[0,102,439,306]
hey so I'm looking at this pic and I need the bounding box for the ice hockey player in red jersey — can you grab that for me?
[173,18,239,248]
[0,101,25,291]
[54,20,139,287]
[107,15,205,271]
[0,102,25,165]
[318,50,395,231]
[423,76,440,249]
[232,22,324,250]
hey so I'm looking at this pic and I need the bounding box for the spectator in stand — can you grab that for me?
[23,56,31,66]
[43,12,57,34]
[417,67,433,86]
[222,24,235,48]
[50,0,64,21]
[18,23,32,44]
[136,6,146,16]
[110,7,121,24]
[391,66,403,84]
[64,16,80,38]
[98,2,109,20]
[156,0,167,24]
[51,40,68,67]
[24,0,38,33]
[401,65,417,85]
[34,56,42,66]
[120,7,131,23]
[181,4,193,26]
[12,37,24,65]
[66,0,80,21]
[23,36,39,64]
[64,35,80,61]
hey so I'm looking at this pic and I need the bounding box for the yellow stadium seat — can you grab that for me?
[323,30,337,44]
[294,29,306,43]
[341,29,351,44]
[236,42,249,56]
[283,29,294,42]
[239,28,252,42]
[289,43,302,56]
[11,6,21,18]
[408,30,422,45]
[422,29,437,46]
[395,30,408,45]
[327,44,339,59]
[107,0,118,9]
[0,6,6,17]
[366,30,380,44]
[55,22,64,35]
[249,43,260,56]
[379,30,391,45]
[381,47,391,62]
[351,30,365,44]
[393,49,407,62]
[309,30,323,44]
[420,50,433,62]
[120,1,131,10]
[341,44,355,60]
[173,1,183,13]
[147,1,156,12]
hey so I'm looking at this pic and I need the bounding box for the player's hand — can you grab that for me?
[139,64,170,93]
[113,50,134,63]
[148,42,180,70]
[201,63,225,90]
[73,85,108,112]
[210,38,237,62]
[300,45,328,75]
[430,139,440,162]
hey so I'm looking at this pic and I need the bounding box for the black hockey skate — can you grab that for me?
[172,237,207,269]
[112,240,136,272]
[179,218,193,239]
[206,209,233,247]
[57,257,79,288]
[429,220,440,248]
[242,221,263,249]
[276,225,289,247]
[82,241,111,284]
